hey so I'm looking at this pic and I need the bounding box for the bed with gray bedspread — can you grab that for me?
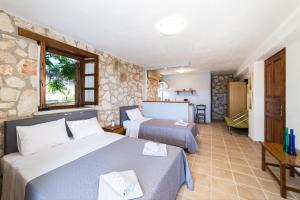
[25,137,193,200]
[120,106,199,153]
[4,110,193,200]
[139,119,199,153]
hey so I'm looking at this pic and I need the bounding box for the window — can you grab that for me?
[45,52,77,106]
[18,28,99,110]
[158,81,169,100]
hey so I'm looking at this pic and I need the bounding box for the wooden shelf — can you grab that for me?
[175,89,196,95]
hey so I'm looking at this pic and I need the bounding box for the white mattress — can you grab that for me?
[123,117,151,138]
[1,132,124,200]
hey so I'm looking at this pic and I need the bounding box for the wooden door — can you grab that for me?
[228,82,247,118]
[265,49,286,144]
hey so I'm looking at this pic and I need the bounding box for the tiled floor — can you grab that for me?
[177,122,300,200]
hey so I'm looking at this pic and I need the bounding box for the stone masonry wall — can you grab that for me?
[0,10,142,156]
[211,74,234,121]
[146,78,159,100]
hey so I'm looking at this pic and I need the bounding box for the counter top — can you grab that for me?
[143,100,190,104]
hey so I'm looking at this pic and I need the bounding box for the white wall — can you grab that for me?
[237,6,300,146]
[245,38,300,148]
[162,72,211,123]
[286,38,300,148]
[248,61,265,141]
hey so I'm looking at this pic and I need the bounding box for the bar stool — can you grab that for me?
[195,104,206,123]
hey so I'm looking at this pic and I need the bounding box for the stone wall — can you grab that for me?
[146,70,160,100]
[211,74,234,121]
[146,78,159,100]
[98,56,142,125]
[0,10,142,156]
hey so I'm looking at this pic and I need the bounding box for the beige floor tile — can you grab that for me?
[226,145,240,150]
[258,178,280,194]
[211,177,237,195]
[176,122,283,199]
[192,162,211,174]
[231,163,253,175]
[212,159,231,170]
[212,168,234,181]
[194,154,211,163]
[229,154,245,160]
[211,139,224,143]
[177,185,186,195]
[176,195,183,200]
[252,168,274,181]
[229,157,248,166]
[199,145,212,150]
[245,157,261,164]
[182,185,211,200]
[233,172,260,188]
[212,151,228,158]
[227,147,242,155]
[197,149,212,157]
[291,191,300,200]
[243,149,258,155]
[193,172,211,188]
[244,152,261,160]
[264,192,295,200]
[212,144,225,149]
[237,185,267,200]
[287,175,300,188]
[212,153,229,161]
[248,160,262,169]
[226,147,241,153]
[211,189,239,200]
[211,146,225,151]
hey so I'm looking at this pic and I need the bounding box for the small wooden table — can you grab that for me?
[261,142,300,198]
[102,125,125,135]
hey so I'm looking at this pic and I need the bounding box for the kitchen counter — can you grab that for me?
[143,100,189,103]
[143,101,194,122]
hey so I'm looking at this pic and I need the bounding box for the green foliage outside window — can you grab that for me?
[46,52,76,102]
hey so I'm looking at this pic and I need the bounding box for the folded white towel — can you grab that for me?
[143,141,167,157]
[174,121,189,127]
[107,172,135,196]
[99,170,143,200]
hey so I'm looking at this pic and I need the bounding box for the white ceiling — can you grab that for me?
[1,0,300,73]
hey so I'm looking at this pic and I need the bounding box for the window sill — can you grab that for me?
[33,106,99,116]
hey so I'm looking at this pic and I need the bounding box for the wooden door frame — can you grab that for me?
[264,48,286,143]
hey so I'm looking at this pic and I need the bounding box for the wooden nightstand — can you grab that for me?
[102,125,125,135]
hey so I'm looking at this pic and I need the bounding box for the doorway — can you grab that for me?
[264,49,286,144]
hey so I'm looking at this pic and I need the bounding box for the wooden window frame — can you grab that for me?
[18,27,99,110]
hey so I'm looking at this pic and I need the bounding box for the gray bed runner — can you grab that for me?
[139,119,199,153]
[25,137,193,200]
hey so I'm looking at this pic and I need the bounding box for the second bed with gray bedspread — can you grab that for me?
[25,137,193,200]
[139,119,199,153]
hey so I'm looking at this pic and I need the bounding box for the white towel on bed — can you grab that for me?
[98,170,143,200]
[142,141,167,157]
[174,120,189,127]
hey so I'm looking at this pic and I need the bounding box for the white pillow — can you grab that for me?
[16,118,70,156]
[66,117,104,140]
[126,108,143,121]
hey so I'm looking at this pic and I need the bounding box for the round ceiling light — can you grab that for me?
[156,16,186,35]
